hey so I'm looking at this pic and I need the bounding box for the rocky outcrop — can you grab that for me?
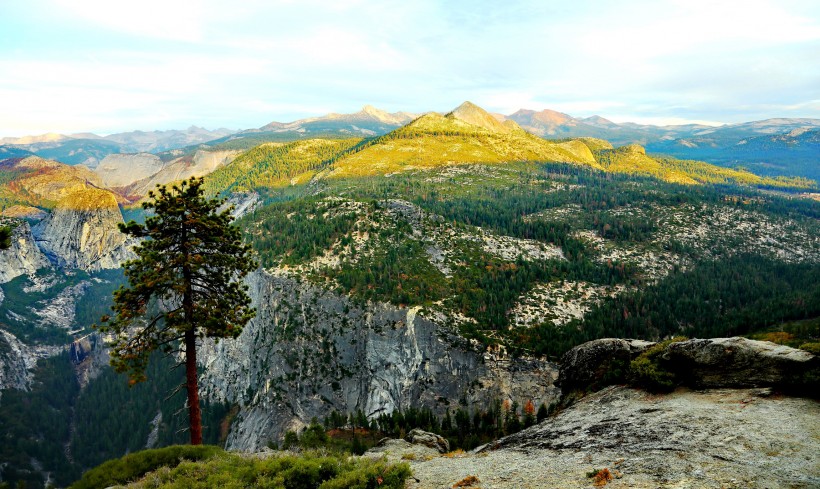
[32,186,133,271]
[362,438,440,462]
[665,337,819,391]
[557,338,653,394]
[1,205,47,221]
[406,386,820,488]
[0,329,62,392]
[363,431,447,461]
[405,428,449,453]
[221,191,261,219]
[558,337,819,396]
[126,149,240,197]
[447,101,512,133]
[0,219,51,283]
[94,153,165,188]
[0,330,33,391]
[198,270,559,451]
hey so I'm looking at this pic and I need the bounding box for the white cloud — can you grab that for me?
[0,0,818,135]
[52,0,207,42]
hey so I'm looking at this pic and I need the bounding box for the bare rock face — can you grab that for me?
[32,186,133,271]
[0,330,62,392]
[665,337,819,391]
[198,270,559,451]
[94,153,165,188]
[0,330,33,391]
[126,149,240,197]
[557,338,654,394]
[0,219,51,283]
[221,191,261,219]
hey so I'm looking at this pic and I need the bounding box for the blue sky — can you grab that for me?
[1,0,818,136]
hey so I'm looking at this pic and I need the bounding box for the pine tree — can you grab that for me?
[536,402,550,423]
[97,177,256,445]
[0,225,11,250]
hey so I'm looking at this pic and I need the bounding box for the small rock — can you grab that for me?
[406,428,450,453]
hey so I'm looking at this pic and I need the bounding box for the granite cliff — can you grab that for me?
[199,269,559,451]
[32,185,133,271]
[0,219,50,283]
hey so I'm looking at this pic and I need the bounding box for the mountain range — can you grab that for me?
[3,104,819,181]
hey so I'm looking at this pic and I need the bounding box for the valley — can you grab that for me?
[0,102,818,488]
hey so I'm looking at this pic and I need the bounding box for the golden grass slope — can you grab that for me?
[325,104,598,178]
[1,156,111,208]
[187,102,815,192]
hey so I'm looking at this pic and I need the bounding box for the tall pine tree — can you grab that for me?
[97,177,256,444]
[0,225,11,249]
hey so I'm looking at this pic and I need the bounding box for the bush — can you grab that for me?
[799,342,820,355]
[72,448,411,489]
[628,337,687,393]
[70,445,223,489]
[318,457,411,489]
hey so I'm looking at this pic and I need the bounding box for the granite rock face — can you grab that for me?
[126,149,240,197]
[0,329,62,392]
[94,153,166,188]
[0,219,51,283]
[198,270,559,451]
[32,186,133,271]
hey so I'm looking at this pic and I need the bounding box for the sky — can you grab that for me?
[1,0,819,136]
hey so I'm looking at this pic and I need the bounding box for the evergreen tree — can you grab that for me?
[97,177,256,445]
[0,225,11,249]
[536,402,549,423]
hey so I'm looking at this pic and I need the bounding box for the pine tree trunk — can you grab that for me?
[185,328,203,445]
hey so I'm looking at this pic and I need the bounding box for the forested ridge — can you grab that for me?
[239,159,820,357]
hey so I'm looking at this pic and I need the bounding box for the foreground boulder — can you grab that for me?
[558,337,819,397]
[405,428,450,453]
[666,337,819,391]
[363,438,440,462]
[557,338,654,394]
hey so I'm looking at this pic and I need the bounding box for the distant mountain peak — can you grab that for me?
[357,105,413,125]
[583,115,617,126]
[446,101,510,133]
[0,133,70,145]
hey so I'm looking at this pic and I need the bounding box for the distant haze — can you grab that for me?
[1,0,818,136]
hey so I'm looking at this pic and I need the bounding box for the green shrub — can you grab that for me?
[628,337,687,393]
[799,342,820,355]
[318,458,411,489]
[282,430,299,449]
[70,445,223,489]
[74,449,411,489]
